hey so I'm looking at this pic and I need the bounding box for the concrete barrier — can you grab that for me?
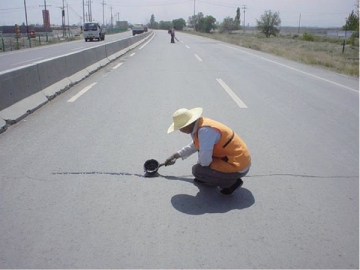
[83,45,109,73]
[106,40,122,58]
[37,56,69,99]
[0,31,153,133]
[0,65,48,124]
[64,50,89,87]
[0,65,42,111]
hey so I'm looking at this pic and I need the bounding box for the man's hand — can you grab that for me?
[164,155,177,166]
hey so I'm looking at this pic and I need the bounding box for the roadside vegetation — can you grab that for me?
[185,29,359,77]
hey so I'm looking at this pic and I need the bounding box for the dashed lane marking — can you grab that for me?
[112,62,123,69]
[194,54,203,62]
[67,82,97,103]
[216,78,248,108]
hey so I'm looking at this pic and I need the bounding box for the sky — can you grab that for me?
[0,0,357,28]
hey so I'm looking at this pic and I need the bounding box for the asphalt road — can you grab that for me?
[0,30,134,72]
[0,30,358,268]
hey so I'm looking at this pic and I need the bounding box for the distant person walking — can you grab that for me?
[170,27,175,43]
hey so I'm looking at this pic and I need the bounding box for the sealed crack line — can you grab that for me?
[247,173,358,179]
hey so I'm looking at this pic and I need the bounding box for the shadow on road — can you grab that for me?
[170,186,255,215]
[159,175,255,215]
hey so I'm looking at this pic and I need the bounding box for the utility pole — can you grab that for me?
[193,0,196,29]
[66,3,70,35]
[242,5,247,32]
[62,0,65,37]
[101,0,106,26]
[23,0,31,47]
[90,0,92,22]
[87,0,92,22]
[82,0,85,23]
[298,13,301,34]
[110,6,113,28]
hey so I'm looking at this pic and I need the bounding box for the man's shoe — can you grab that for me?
[220,178,243,195]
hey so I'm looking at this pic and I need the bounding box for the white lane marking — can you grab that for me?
[130,53,135,56]
[222,44,358,93]
[112,62,123,69]
[13,57,43,66]
[67,82,97,102]
[216,78,248,108]
[194,54,203,62]
[186,45,190,49]
[139,33,156,49]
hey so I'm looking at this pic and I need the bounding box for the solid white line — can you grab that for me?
[194,54,203,62]
[216,78,248,108]
[130,53,135,56]
[112,62,123,69]
[67,82,97,102]
[139,33,156,49]
[222,44,358,93]
[186,45,190,49]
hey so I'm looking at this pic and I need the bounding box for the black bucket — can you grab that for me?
[144,159,161,176]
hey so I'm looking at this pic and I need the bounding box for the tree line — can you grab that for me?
[148,5,359,38]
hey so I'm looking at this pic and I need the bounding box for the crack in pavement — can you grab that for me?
[52,172,358,179]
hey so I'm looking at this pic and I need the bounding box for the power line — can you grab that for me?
[0,6,38,12]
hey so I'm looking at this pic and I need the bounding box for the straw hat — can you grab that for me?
[167,107,203,133]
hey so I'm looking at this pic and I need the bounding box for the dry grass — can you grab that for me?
[185,31,359,77]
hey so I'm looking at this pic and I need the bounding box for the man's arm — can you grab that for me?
[165,142,197,166]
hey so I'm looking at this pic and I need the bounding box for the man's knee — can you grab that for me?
[192,163,201,176]
[192,163,212,178]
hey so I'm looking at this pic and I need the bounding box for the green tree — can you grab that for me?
[196,15,216,33]
[172,18,186,30]
[159,20,173,30]
[256,10,281,38]
[219,8,241,34]
[235,7,241,26]
[150,14,156,28]
[342,10,359,32]
[219,17,237,33]
[188,12,204,29]
[152,22,159,29]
